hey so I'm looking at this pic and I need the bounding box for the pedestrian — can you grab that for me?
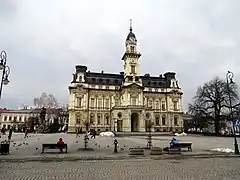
[76,128,80,138]
[8,127,13,141]
[24,128,28,138]
[91,129,96,139]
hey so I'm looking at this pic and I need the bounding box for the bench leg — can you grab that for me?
[65,147,68,153]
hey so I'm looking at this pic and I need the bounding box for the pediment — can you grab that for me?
[123,83,143,90]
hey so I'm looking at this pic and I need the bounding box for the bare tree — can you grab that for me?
[188,77,240,135]
[34,92,59,108]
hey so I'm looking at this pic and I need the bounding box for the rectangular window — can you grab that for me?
[99,85,102,89]
[97,114,101,124]
[148,100,153,108]
[162,116,166,125]
[106,115,109,125]
[156,116,160,125]
[173,101,178,111]
[162,101,166,111]
[131,97,137,105]
[77,97,82,107]
[14,116,17,122]
[106,86,109,89]
[115,99,119,106]
[155,101,159,109]
[98,98,102,109]
[90,114,94,124]
[24,117,27,122]
[4,116,7,121]
[131,65,135,74]
[9,116,12,121]
[90,98,95,108]
[174,117,178,125]
[19,116,22,122]
[105,98,110,109]
[130,46,134,53]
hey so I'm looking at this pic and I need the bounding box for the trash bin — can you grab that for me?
[0,141,10,155]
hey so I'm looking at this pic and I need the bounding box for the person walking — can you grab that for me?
[8,127,13,141]
[91,129,96,139]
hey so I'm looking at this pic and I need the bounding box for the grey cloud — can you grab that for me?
[0,0,240,110]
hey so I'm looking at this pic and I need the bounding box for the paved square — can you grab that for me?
[0,133,239,158]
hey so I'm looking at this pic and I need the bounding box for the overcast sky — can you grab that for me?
[0,0,240,110]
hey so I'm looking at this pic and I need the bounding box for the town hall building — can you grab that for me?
[68,22,184,133]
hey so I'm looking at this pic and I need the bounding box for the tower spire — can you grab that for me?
[130,19,132,32]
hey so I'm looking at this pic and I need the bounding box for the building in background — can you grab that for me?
[0,108,32,130]
[68,23,184,133]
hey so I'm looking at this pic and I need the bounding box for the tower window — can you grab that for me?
[131,65,135,74]
[130,46,134,53]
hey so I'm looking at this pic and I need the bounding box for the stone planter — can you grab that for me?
[129,148,144,155]
[150,147,163,155]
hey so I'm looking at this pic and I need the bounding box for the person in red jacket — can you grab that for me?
[57,138,64,152]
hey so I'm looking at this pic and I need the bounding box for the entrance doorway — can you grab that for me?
[131,113,139,132]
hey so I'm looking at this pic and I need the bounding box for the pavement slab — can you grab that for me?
[0,158,240,180]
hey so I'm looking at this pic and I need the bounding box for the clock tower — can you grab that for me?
[122,20,142,86]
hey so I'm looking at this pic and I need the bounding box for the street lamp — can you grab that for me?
[0,50,11,99]
[226,71,239,154]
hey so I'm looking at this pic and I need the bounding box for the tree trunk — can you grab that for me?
[214,119,220,136]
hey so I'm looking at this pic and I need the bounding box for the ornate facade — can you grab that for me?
[68,23,184,133]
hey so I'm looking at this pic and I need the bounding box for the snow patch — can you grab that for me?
[210,148,234,153]
[99,131,115,137]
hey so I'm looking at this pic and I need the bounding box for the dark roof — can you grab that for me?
[85,72,124,85]
[141,76,170,88]
[83,72,172,88]
[126,31,136,41]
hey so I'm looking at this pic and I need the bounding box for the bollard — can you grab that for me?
[114,139,118,153]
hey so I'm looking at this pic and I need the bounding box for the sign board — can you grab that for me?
[232,119,240,133]
[232,119,240,127]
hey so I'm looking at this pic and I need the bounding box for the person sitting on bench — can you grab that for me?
[170,138,179,148]
[57,138,64,153]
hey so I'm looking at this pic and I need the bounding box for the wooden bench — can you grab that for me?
[42,144,68,153]
[171,142,192,152]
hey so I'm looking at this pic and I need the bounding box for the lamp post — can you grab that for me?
[226,71,239,154]
[0,50,10,99]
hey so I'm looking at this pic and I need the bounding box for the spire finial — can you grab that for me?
[130,19,132,32]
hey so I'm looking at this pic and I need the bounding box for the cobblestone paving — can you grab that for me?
[0,158,240,180]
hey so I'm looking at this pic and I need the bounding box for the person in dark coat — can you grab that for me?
[8,127,13,141]
[91,129,96,139]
